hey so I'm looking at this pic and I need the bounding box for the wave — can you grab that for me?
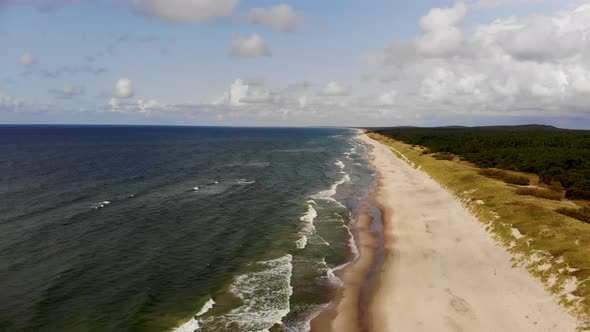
[296,201,318,249]
[92,201,110,209]
[198,255,293,331]
[170,298,215,332]
[310,160,350,205]
[196,298,215,317]
[237,179,256,185]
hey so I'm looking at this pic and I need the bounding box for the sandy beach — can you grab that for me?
[314,131,579,331]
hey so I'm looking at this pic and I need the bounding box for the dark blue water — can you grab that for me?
[0,125,373,332]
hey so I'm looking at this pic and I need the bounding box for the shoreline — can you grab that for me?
[312,130,580,331]
[310,132,385,332]
[361,132,579,331]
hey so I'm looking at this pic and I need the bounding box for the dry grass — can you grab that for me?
[432,152,454,161]
[516,187,563,201]
[557,207,590,224]
[367,132,590,325]
[479,168,530,185]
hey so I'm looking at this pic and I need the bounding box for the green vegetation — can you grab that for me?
[367,131,590,325]
[371,125,590,200]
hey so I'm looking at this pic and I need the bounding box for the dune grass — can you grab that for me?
[557,207,590,224]
[478,168,531,186]
[367,131,590,327]
[516,187,563,201]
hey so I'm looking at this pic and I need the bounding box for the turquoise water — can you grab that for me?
[0,126,374,331]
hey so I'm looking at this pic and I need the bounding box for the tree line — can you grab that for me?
[370,125,590,200]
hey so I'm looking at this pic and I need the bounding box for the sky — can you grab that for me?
[1,0,590,128]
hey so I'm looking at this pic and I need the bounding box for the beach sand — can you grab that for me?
[314,132,579,331]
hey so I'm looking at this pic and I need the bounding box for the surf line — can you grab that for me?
[310,134,386,332]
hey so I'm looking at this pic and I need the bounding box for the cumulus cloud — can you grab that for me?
[109,97,167,115]
[230,33,271,58]
[113,77,134,98]
[133,0,238,22]
[358,2,590,124]
[417,2,468,57]
[213,79,277,106]
[320,81,349,96]
[19,53,35,66]
[247,4,300,32]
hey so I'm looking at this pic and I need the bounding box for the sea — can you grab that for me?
[0,125,374,332]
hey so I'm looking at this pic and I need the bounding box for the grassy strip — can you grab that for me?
[367,132,590,327]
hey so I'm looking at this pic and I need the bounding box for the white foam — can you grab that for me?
[321,258,344,287]
[296,203,318,249]
[170,317,200,332]
[196,298,215,317]
[198,255,293,331]
[345,224,360,259]
[170,298,215,332]
[335,160,345,169]
[295,235,308,249]
[193,187,199,191]
[237,179,256,185]
[94,201,110,209]
[300,204,318,225]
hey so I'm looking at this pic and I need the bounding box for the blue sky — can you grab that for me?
[1,0,590,127]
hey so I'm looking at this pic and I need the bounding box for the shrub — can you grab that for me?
[556,206,590,223]
[566,187,590,200]
[478,169,530,186]
[515,187,562,200]
[432,152,454,161]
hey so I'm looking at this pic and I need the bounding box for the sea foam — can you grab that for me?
[170,298,215,332]
[296,201,318,249]
[311,160,350,205]
[198,255,293,331]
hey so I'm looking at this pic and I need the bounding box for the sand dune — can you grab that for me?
[359,132,579,332]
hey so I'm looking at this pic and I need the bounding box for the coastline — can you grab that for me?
[360,131,579,331]
[310,132,385,332]
[312,130,579,332]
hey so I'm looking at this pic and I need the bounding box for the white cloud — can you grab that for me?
[357,2,590,124]
[214,79,276,106]
[417,2,468,57]
[0,91,24,111]
[230,33,271,58]
[109,97,168,115]
[378,90,397,106]
[113,77,134,98]
[320,81,349,96]
[19,53,35,66]
[247,4,300,32]
[133,0,238,22]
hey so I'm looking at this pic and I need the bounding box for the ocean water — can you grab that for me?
[0,125,374,332]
